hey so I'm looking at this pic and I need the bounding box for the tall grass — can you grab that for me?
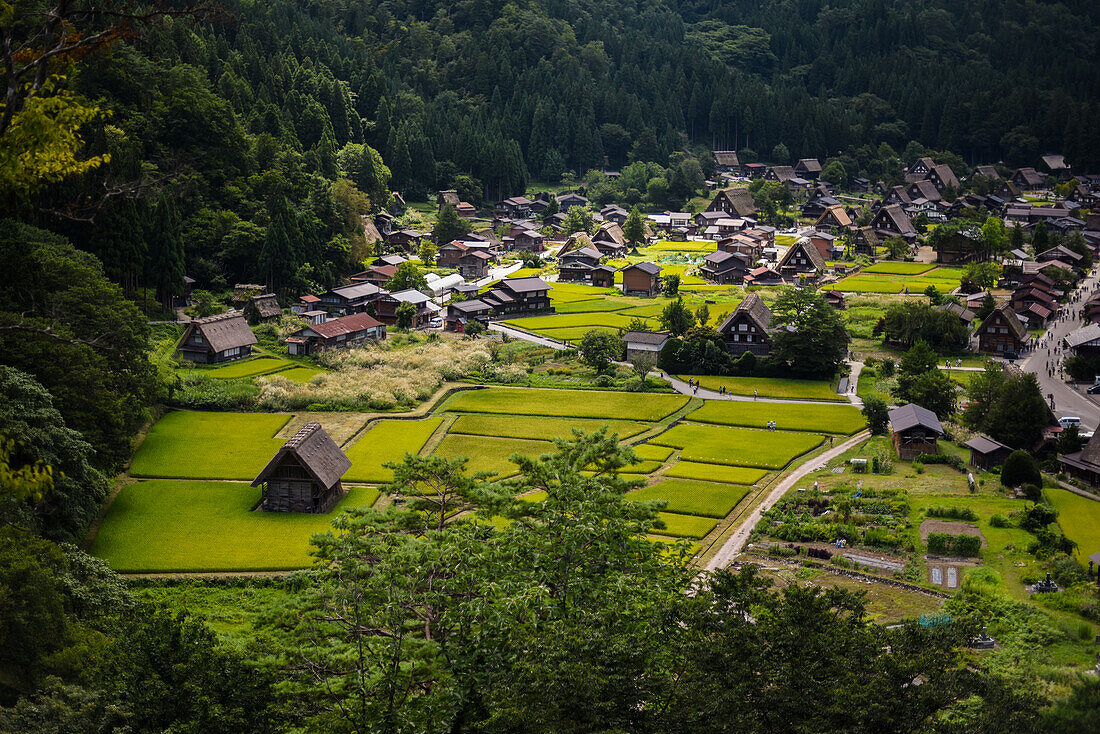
[256,338,493,411]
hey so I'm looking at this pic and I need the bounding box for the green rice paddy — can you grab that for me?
[129,411,291,480]
[629,479,752,518]
[655,512,719,539]
[432,434,553,478]
[343,417,445,483]
[681,375,845,402]
[663,461,767,485]
[91,480,379,572]
[447,414,650,441]
[444,387,689,421]
[650,424,823,469]
[1046,488,1100,565]
[688,401,866,434]
[861,262,935,275]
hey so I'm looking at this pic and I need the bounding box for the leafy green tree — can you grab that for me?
[1010,222,1025,253]
[623,206,647,247]
[924,285,943,305]
[884,236,911,260]
[386,261,429,292]
[562,204,595,235]
[662,273,681,296]
[433,203,473,244]
[336,142,391,209]
[0,367,107,542]
[418,239,437,265]
[895,340,939,403]
[904,369,957,420]
[1058,423,1082,454]
[771,142,790,164]
[0,221,161,471]
[820,160,847,186]
[980,216,1007,255]
[395,301,417,330]
[694,303,711,327]
[1032,221,1049,251]
[660,297,696,336]
[863,395,890,435]
[1002,449,1042,488]
[580,329,624,373]
[961,262,1000,292]
[962,364,1006,430]
[981,373,1049,449]
[768,288,849,378]
[975,293,996,320]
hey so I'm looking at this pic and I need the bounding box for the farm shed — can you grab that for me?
[964,435,1012,470]
[888,404,943,460]
[253,422,351,513]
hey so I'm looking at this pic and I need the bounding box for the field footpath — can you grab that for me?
[662,372,859,406]
[704,430,870,571]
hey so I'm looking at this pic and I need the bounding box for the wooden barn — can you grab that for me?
[245,293,281,323]
[252,422,351,513]
[964,435,1012,470]
[888,403,943,460]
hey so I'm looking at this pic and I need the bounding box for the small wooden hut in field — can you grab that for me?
[252,423,351,513]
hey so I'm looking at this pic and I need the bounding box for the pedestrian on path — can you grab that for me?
[753,389,757,400]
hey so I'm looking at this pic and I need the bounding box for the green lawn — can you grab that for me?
[444,387,689,421]
[834,270,964,294]
[862,262,935,276]
[629,479,752,518]
[432,434,553,479]
[655,512,719,539]
[199,357,294,379]
[130,411,291,480]
[1046,488,1100,565]
[664,461,767,485]
[650,424,823,469]
[681,375,845,402]
[448,414,650,441]
[91,480,379,572]
[687,400,866,434]
[343,417,445,483]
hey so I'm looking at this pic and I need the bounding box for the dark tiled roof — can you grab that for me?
[964,435,1010,454]
[888,403,943,434]
[622,330,670,345]
[623,261,662,275]
[500,276,551,294]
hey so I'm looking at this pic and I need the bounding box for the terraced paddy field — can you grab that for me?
[650,424,824,469]
[129,411,291,480]
[663,460,768,484]
[92,480,379,572]
[629,479,752,518]
[833,267,965,294]
[688,400,866,434]
[343,417,446,483]
[655,512,719,539]
[682,375,846,402]
[861,262,936,275]
[433,434,554,478]
[443,387,689,421]
[448,414,651,441]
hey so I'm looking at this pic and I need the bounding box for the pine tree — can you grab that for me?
[623,206,647,247]
[148,196,185,313]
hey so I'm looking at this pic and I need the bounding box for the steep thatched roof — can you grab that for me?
[252,422,351,490]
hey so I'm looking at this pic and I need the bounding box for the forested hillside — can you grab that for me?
[7,0,1099,302]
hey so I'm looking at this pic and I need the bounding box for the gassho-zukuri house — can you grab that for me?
[253,422,351,513]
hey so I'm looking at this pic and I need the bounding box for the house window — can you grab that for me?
[223,347,240,358]
[738,323,748,332]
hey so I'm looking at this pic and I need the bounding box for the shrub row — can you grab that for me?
[915,453,966,472]
[926,532,981,556]
[926,505,979,521]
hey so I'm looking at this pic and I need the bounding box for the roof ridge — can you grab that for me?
[284,421,322,448]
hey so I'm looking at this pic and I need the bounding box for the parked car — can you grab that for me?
[1087,384,1100,395]
[1059,416,1082,430]
[1003,351,1019,361]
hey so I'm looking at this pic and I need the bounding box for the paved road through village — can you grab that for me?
[1019,264,1100,432]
